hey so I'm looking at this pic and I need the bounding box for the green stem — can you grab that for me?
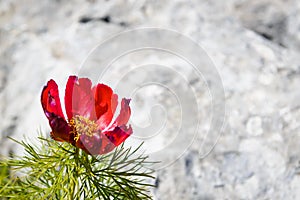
[70,147,80,200]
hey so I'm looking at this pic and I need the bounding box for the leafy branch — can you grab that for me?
[0,135,156,199]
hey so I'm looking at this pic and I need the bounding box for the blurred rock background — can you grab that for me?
[1,0,300,199]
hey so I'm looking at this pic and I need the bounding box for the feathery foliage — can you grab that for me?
[0,136,155,199]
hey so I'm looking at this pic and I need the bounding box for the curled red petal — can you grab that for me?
[41,79,73,143]
[65,76,96,120]
[113,98,131,127]
[94,84,118,129]
[104,125,133,146]
[41,79,65,120]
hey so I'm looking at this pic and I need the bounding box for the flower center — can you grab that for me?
[69,115,98,142]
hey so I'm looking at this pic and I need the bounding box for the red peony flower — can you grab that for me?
[41,75,132,155]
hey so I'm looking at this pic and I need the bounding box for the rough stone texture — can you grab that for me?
[1,0,300,199]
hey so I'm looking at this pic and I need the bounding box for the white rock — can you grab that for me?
[246,116,263,136]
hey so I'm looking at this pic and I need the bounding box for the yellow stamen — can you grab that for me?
[69,115,98,142]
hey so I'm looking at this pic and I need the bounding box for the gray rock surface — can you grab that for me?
[1,0,300,199]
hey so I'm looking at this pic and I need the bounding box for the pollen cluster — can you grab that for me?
[69,115,98,141]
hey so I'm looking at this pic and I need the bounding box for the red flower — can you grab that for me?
[41,75,132,155]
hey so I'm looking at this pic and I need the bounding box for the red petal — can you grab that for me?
[76,125,132,155]
[94,84,118,129]
[76,133,115,155]
[65,76,96,120]
[41,80,72,143]
[49,116,73,143]
[104,125,132,146]
[64,76,76,120]
[41,79,65,120]
[113,98,131,127]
